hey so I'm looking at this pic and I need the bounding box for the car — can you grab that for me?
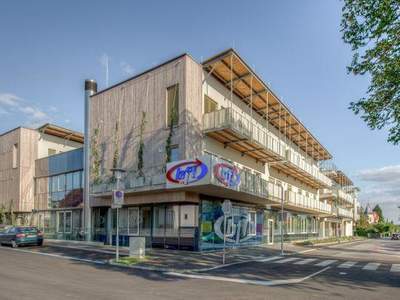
[0,226,43,248]
[391,233,399,240]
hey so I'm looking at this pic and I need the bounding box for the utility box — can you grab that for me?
[129,237,145,258]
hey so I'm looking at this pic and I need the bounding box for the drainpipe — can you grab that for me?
[84,79,97,241]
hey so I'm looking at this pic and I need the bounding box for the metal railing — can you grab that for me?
[287,190,331,214]
[203,107,332,187]
[203,107,286,158]
[337,206,353,219]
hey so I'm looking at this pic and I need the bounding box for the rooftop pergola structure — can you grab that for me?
[202,49,332,189]
[37,123,84,144]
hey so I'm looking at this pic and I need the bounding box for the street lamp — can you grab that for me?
[111,168,126,262]
[279,184,285,256]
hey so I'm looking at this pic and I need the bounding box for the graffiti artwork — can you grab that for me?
[166,159,208,185]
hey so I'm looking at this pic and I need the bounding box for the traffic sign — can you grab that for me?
[112,190,124,209]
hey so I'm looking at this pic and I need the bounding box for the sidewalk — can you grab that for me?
[45,239,308,272]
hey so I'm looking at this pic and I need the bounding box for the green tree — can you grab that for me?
[358,206,369,227]
[373,204,384,222]
[341,0,400,144]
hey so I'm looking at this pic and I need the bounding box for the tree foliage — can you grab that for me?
[341,0,400,144]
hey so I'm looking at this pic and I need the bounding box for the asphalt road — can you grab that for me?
[0,239,399,300]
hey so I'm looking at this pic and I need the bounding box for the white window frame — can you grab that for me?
[248,211,257,236]
[300,217,307,233]
[57,210,72,234]
[128,207,140,236]
[287,215,295,234]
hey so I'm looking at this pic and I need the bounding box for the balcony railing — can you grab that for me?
[285,149,332,187]
[337,189,354,205]
[287,190,332,214]
[337,207,353,219]
[203,107,332,188]
[203,107,286,158]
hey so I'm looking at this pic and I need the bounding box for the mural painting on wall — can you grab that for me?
[201,200,261,249]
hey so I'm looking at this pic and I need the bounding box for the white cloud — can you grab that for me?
[356,165,400,205]
[0,92,51,127]
[120,61,134,75]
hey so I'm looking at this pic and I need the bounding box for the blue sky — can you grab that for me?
[0,1,398,216]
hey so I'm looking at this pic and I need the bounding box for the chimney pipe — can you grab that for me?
[83,79,97,241]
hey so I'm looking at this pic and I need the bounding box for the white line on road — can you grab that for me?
[257,256,283,263]
[294,258,317,265]
[274,257,300,264]
[297,249,316,254]
[315,260,337,267]
[362,263,381,271]
[390,264,400,272]
[0,247,106,265]
[166,267,331,287]
[338,261,357,269]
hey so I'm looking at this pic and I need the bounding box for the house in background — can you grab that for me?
[0,123,83,239]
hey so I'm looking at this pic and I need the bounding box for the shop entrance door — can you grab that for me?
[57,211,72,237]
[267,219,274,245]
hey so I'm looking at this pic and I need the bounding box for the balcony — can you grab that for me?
[203,107,286,163]
[337,207,353,219]
[273,149,332,188]
[203,107,332,189]
[286,190,332,216]
[337,189,354,206]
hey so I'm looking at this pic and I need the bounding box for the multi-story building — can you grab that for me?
[0,123,83,238]
[320,162,359,237]
[88,49,358,250]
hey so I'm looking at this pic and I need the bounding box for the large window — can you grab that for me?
[287,214,294,234]
[128,207,139,235]
[204,95,217,113]
[12,143,18,168]
[248,211,257,236]
[167,84,179,126]
[36,171,83,209]
[169,145,180,162]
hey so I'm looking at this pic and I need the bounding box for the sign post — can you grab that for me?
[111,168,125,262]
[222,199,232,265]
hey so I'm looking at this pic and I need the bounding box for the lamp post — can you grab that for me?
[279,184,284,256]
[111,168,126,262]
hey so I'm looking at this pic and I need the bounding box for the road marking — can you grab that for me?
[362,263,380,271]
[0,247,106,265]
[258,256,282,263]
[338,261,357,269]
[315,260,337,267]
[166,267,331,287]
[390,264,400,272]
[294,258,317,265]
[274,257,299,264]
[197,256,282,272]
[297,249,316,254]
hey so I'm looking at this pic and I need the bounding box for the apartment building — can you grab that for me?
[0,123,83,238]
[88,49,359,250]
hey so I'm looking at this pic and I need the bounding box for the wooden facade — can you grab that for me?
[0,127,38,212]
[90,54,203,199]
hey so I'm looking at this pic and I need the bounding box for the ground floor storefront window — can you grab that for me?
[92,204,199,250]
[199,199,263,250]
[30,209,82,240]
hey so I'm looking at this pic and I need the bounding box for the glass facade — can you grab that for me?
[92,204,199,250]
[35,170,83,209]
